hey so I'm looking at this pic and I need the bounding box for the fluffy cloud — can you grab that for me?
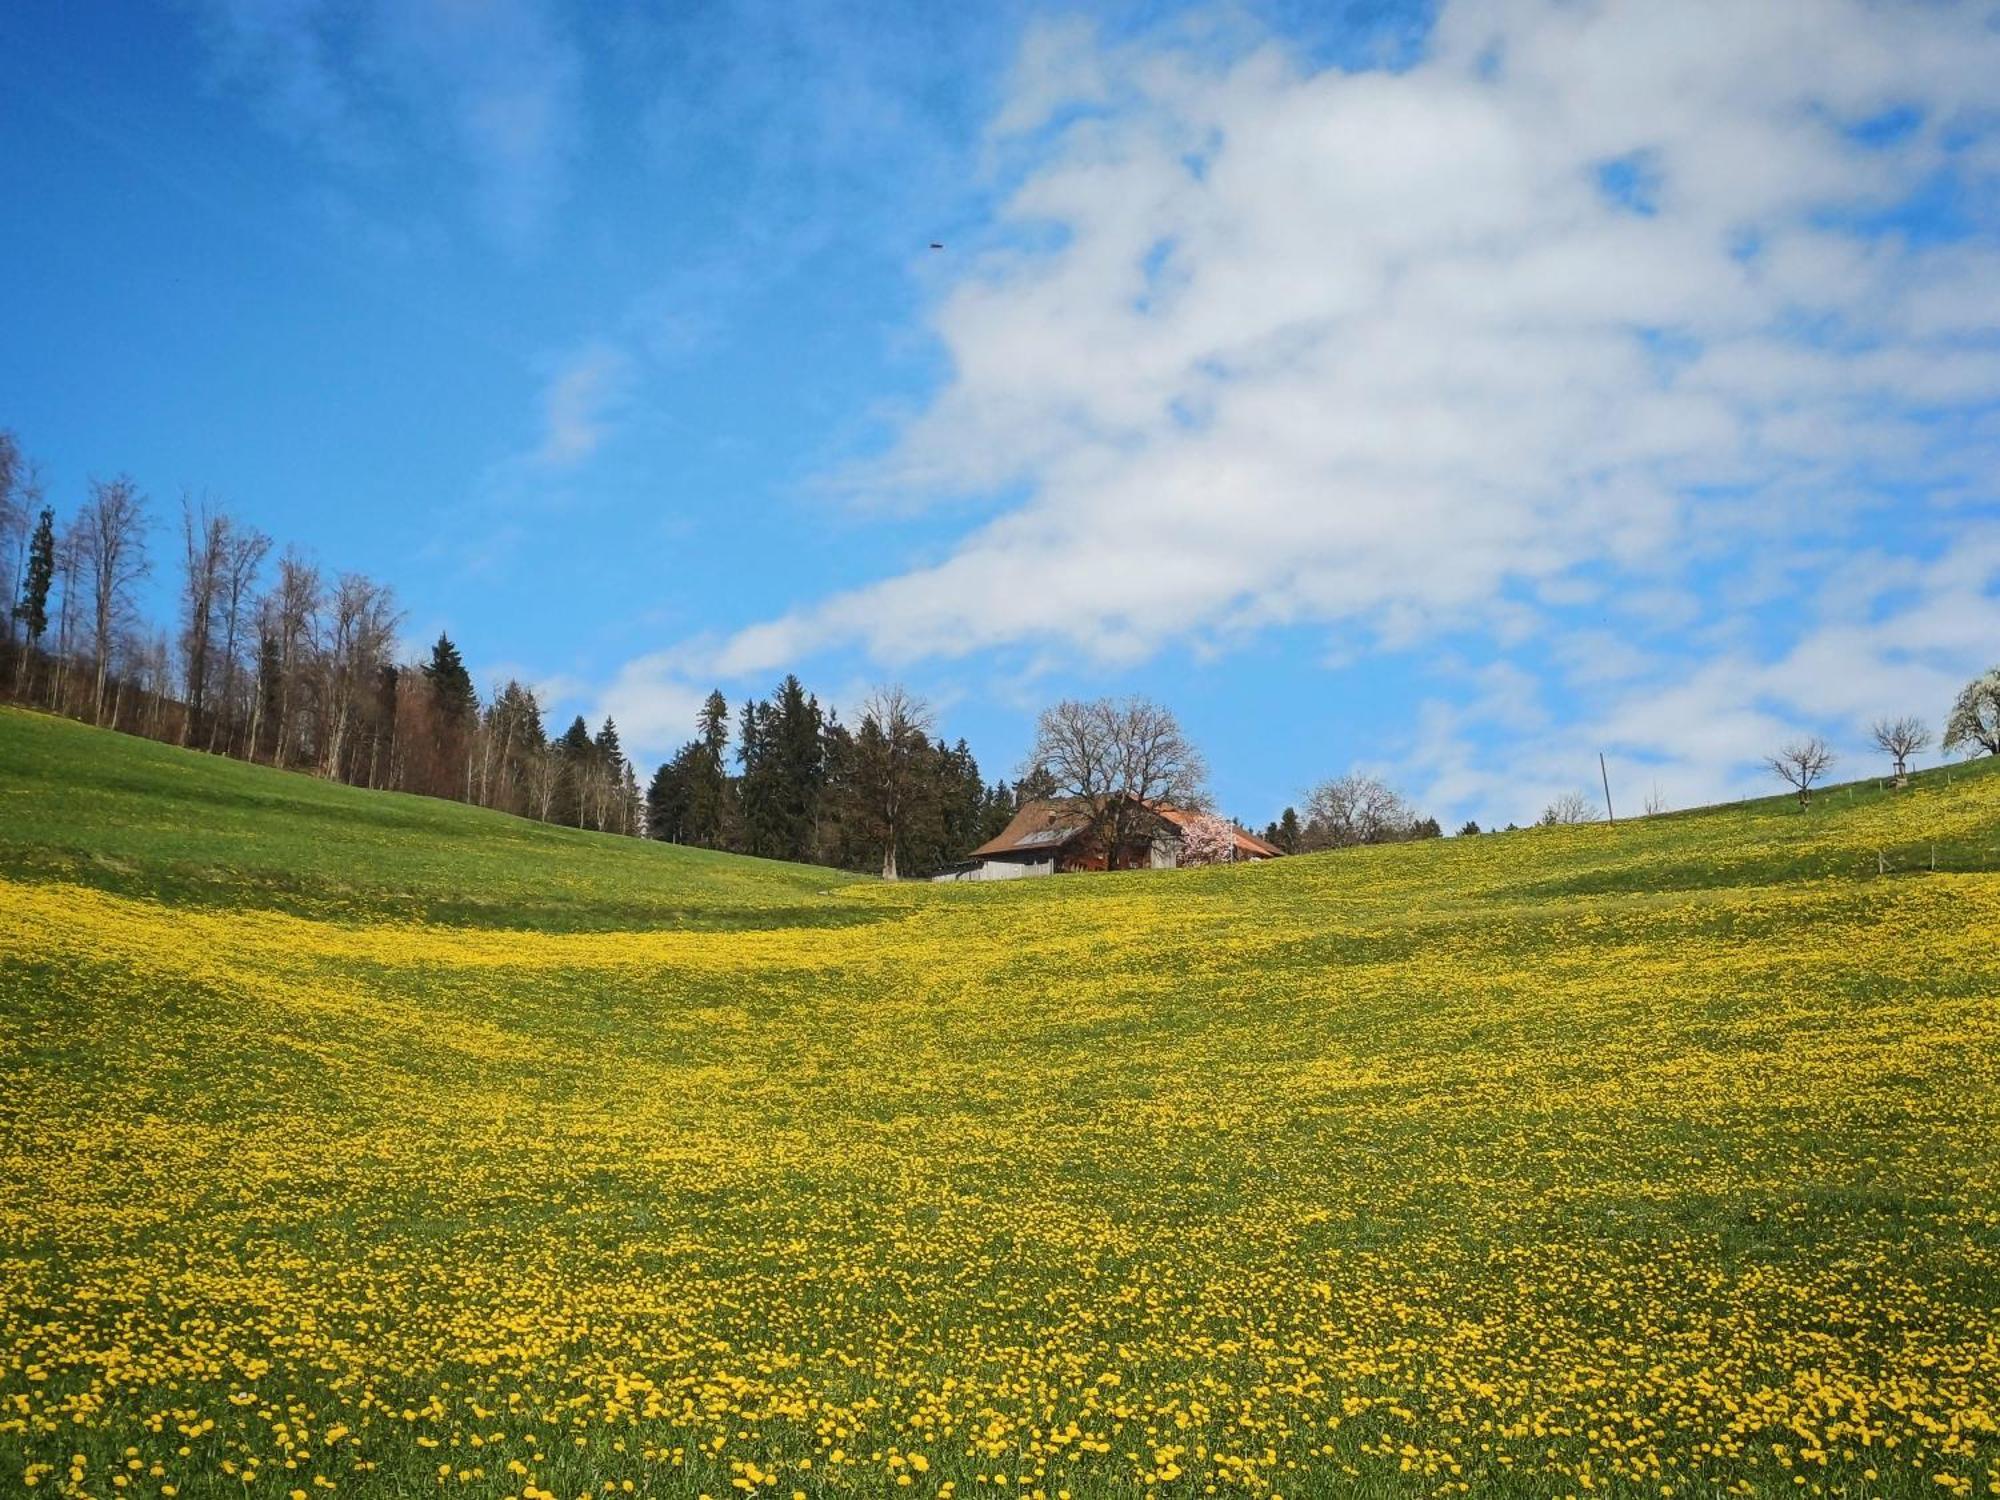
[1414,525,2000,822]
[699,0,1998,672]
[605,0,2000,809]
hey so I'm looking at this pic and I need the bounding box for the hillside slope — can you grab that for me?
[3,707,1998,1499]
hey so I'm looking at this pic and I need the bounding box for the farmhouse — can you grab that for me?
[938,796,1282,881]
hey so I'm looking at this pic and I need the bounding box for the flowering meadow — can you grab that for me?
[2,707,1998,1500]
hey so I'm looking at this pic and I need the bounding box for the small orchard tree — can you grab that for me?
[1868,715,1931,785]
[1177,813,1239,868]
[1537,790,1597,826]
[1944,668,2000,758]
[1768,736,1835,806]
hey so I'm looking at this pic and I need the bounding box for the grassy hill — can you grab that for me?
[3,705,1997,1500]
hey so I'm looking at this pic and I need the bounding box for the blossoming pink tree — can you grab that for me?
[1177,813,1239,868]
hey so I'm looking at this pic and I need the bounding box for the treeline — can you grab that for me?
[647,681,1018,877]
[1259,773,1444,853]
[0,433,643,834]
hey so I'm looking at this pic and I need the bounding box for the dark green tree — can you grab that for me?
[647,755,693,842]
[690,690,731,847]
[555,714,596,827]
[593,716,622,766]
[738,676,823,861]
[422,633,477,724]
[13,506,55,656]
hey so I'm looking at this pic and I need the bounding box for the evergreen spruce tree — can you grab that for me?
[735,696,772,855]
[692,690,730,847]
[978,780,1016,846]
[593,717,622,763]
[772,675,826,862]
[647,755,693,842]
[1275,806,1301,854]
[422,633,477,723]
[556,714,595,827]
[618,759,642,837]
[13,507,54,647]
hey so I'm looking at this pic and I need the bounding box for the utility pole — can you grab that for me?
[1599,752,1616,827]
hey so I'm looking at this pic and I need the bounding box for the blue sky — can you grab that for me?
[4,0,1999,829]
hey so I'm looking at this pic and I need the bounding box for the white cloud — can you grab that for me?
[530,343,632,469]
[1412,530,2000,825]
[678,0,1999,693]
[589,0,2000,792]
[594,650,713,757]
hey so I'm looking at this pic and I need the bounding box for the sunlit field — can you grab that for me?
[3,705,1998,1500]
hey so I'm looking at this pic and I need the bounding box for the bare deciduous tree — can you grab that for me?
[0,431,23,653]
[318,573,400,781]
[1768,736,1835,806]
[1538,790,1599,826]
[1868,715,1931,786]
[1024,696,1207,870]
[207,520,272,755]
[1301,773,1417,849]
[526,743,563,823]
[1642,783,1668,817]
[78,476,150,725]
[178,494,228,745]
[856,684,934,879]
[50,517,84,714]
[268,549,322,766]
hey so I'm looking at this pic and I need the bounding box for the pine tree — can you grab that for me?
[422,633,477,724]
[691,690,731,847]
[647,756,692,842]
[593,716,622,764]
[12,507,55,695]
[769,675,825,862]
[1275,806,1301,854]
[556,714,595,827]
[14,507,54,644]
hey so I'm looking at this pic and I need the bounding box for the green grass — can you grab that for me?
[2,705,1998,1500]
[0,706,862,930]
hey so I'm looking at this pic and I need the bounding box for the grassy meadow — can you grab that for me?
[2,704,1998,1500]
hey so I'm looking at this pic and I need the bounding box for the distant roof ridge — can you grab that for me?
[966,792,1282,860]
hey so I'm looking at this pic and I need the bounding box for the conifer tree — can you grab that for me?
[647,757,691,842]
[12,507,54,693]
[556,714,596,827]
[690,690,730,847]
[422,634,477,724]
[593,716,622,765]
